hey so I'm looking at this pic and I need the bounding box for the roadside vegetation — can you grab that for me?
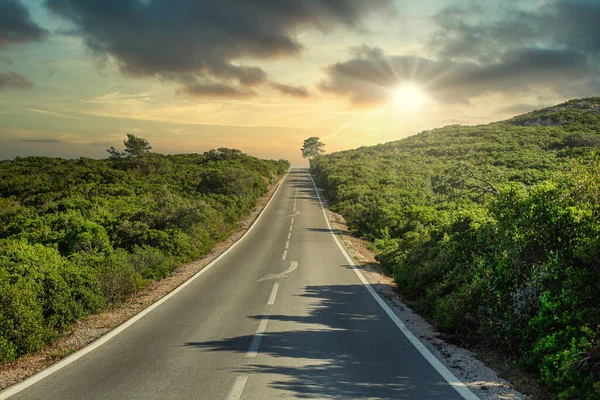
[0,136,289,364]
[310,97,600,398]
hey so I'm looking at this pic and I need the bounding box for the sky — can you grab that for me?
[1,0,599,166]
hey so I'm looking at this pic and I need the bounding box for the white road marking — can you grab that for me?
[226,376,248,400]
[285,240,289,249]
[0,171,291,400]
[281,261,298,276]
[281,250,287,260]
[307,172,480,400]
[293,206,296,212]
[287,232,291,240]
[285,212,300,218]
[289,225,293,232]
[246,315,270,358]
[259,261,298,281]
[291,217,294,224]
[267,282,279,305]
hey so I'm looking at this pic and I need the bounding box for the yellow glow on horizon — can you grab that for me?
[392,83,428,112]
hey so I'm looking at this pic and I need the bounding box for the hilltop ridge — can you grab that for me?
[508,97,600,128]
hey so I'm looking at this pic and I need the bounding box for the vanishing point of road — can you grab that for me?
[2,169,478,400]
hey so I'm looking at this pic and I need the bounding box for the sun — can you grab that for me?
[392,83,428,111]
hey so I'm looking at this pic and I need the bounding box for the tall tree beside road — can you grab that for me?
[301,137,325,159]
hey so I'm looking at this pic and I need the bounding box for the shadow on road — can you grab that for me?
[303,227,353,237]
[182,283,460,399]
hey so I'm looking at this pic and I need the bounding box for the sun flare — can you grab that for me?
[392,83,428,111]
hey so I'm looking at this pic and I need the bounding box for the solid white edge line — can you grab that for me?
[307,171,480,400]
[0,171,291,400]
[267,282,279,306]
[246,314,270,358]
[226,375,248,400]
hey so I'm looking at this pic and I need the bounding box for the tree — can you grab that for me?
[107,134,152,159]
[203,148,243,161]
[123,134,152,158]
[301,137,325,159]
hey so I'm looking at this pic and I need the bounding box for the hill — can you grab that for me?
[311,97,600,398]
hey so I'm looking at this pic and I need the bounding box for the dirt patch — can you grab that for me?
[0,174,286,391]
[319,189,540,400]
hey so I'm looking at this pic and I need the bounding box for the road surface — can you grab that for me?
[3,169,475,399]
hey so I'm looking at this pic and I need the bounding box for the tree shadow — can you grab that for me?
[303,227,352,237]
[182,284,461,399]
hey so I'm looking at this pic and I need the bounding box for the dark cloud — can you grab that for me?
[0,0,48,47]
[430,0,600,63]
[0,71,34,90]
[271,82,310,98]
[46,0,393,95]
[319,45,597,106]
[320,0,600,108]
[177,83,256,98]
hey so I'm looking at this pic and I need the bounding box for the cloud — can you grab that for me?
[46,0,394,95]
[319,45,598,107]
[16,138,63,143]
[495,103,548,116]
[25,108,82,120]
[0,0,48,47]
[0,71,34,90]
[271,82,310,98]
[430,0,600,63]
[0,56,15,66]
[177,83,256,98]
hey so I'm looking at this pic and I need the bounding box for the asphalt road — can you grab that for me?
[3,169,476,399]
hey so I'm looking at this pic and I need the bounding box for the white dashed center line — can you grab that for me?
[226,376,248,400]
[267,282,279,306]
[246,315,270,358]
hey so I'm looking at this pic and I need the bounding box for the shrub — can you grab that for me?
[0,240,104,360]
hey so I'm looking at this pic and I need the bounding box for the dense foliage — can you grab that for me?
[311,98,600,398]
[0,143,288,363]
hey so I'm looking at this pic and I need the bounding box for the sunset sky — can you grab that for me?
[1,0,599,166]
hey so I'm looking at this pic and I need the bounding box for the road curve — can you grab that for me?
[3,169,476,400]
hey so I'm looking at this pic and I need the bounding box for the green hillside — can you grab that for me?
[311,97,600,398]
[0,141,288,364]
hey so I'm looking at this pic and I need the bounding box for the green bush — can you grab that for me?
[0,147,289,364]
[0,240,104,361]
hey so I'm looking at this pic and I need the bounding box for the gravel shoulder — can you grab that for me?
[319,192,527,400]
[0,174,287,391]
